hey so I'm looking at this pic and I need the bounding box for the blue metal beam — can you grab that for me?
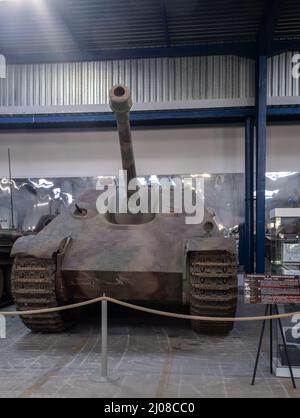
[1,106,300,129]
[272,39,300,55]
[4,39,300,64]
[255,55,268,274]
[244,117,255,273]
[159,0,171,48]
[4,43,257,64]
[0,107,255,128]
[268,106,300,117]
[5,40,300,64]
[258,0,282,55]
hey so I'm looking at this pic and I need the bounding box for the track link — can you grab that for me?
[189,251,237,334]
[11,257,69,332]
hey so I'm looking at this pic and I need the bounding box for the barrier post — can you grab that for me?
[101,297,108,378]
[94,294,119,383]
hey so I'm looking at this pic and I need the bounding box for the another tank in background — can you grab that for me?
[11,85,238,334]
[0,200,20,304]
[0,190,56,305]
[0,229,22,305]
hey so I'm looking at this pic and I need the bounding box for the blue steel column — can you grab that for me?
[255,55,268,273]
[245,117,255,273]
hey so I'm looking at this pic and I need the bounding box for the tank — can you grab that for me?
[0,229,22,305]
[0,217,55,305]
[11,84,237,334]
[0,164,57,305]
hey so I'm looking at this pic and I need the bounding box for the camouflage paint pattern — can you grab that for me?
[11,195,231,303]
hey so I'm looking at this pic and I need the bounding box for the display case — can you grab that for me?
[268,208,300,274]
[273,304,300,378]
[267,208,300,377]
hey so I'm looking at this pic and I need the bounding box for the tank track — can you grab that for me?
[188,251,237,334]
[11,257,69,332]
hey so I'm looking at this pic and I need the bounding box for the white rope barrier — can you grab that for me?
[1,295,299,322]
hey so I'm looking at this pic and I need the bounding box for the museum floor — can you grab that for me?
[0,296,299,398]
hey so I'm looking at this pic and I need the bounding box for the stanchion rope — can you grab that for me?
[0,296,299,322]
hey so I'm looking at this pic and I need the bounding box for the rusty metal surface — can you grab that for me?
[11,189,214,273]
[11,235,67,259]
[185,236,236,254]
[188,251,237,334]
[9,174,233,306]
[109,85,137,188]
[64,271,182,302]
[11,187,236,307]
[11,192,234,307]
[11,257,69,332]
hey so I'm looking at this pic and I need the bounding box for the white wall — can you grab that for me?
[0,125,244,177]
[0,123,298,178]
[266,124,300,172]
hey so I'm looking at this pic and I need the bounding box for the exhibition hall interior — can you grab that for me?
[0,0,300,400]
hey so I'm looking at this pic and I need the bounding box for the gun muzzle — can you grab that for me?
[109,84,137,187]
[109,85,132,123]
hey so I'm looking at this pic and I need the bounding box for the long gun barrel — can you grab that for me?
[109,85,137,187]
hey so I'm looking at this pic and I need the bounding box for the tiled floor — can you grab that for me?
[0,298,299,398]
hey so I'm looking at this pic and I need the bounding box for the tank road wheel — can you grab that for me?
[11,257,72,333]
[0,268,4,301]
[188,251,238,334]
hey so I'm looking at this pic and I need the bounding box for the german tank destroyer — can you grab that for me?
[11,84,237,334]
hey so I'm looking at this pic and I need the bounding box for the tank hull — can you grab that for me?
[11,197,201,304]
[12,194,192,270]
[11,189,236,304]
[62,270,183,302]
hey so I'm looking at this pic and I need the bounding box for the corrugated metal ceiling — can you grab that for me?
[274,0,300,39]
[0,0,298,59]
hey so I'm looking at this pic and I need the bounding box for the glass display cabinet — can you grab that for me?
[268,208,300,275]
[273,305,300,378]
[267,208,300,378]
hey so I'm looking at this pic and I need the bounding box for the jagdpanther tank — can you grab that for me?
[11,85,238,334]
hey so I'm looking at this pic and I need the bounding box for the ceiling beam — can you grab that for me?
[258,0,282,55]
[272,39,300,55]
[4,42,257,64]
[4,40,300,65]
[159,0,171,47]
[2,105,300,129]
